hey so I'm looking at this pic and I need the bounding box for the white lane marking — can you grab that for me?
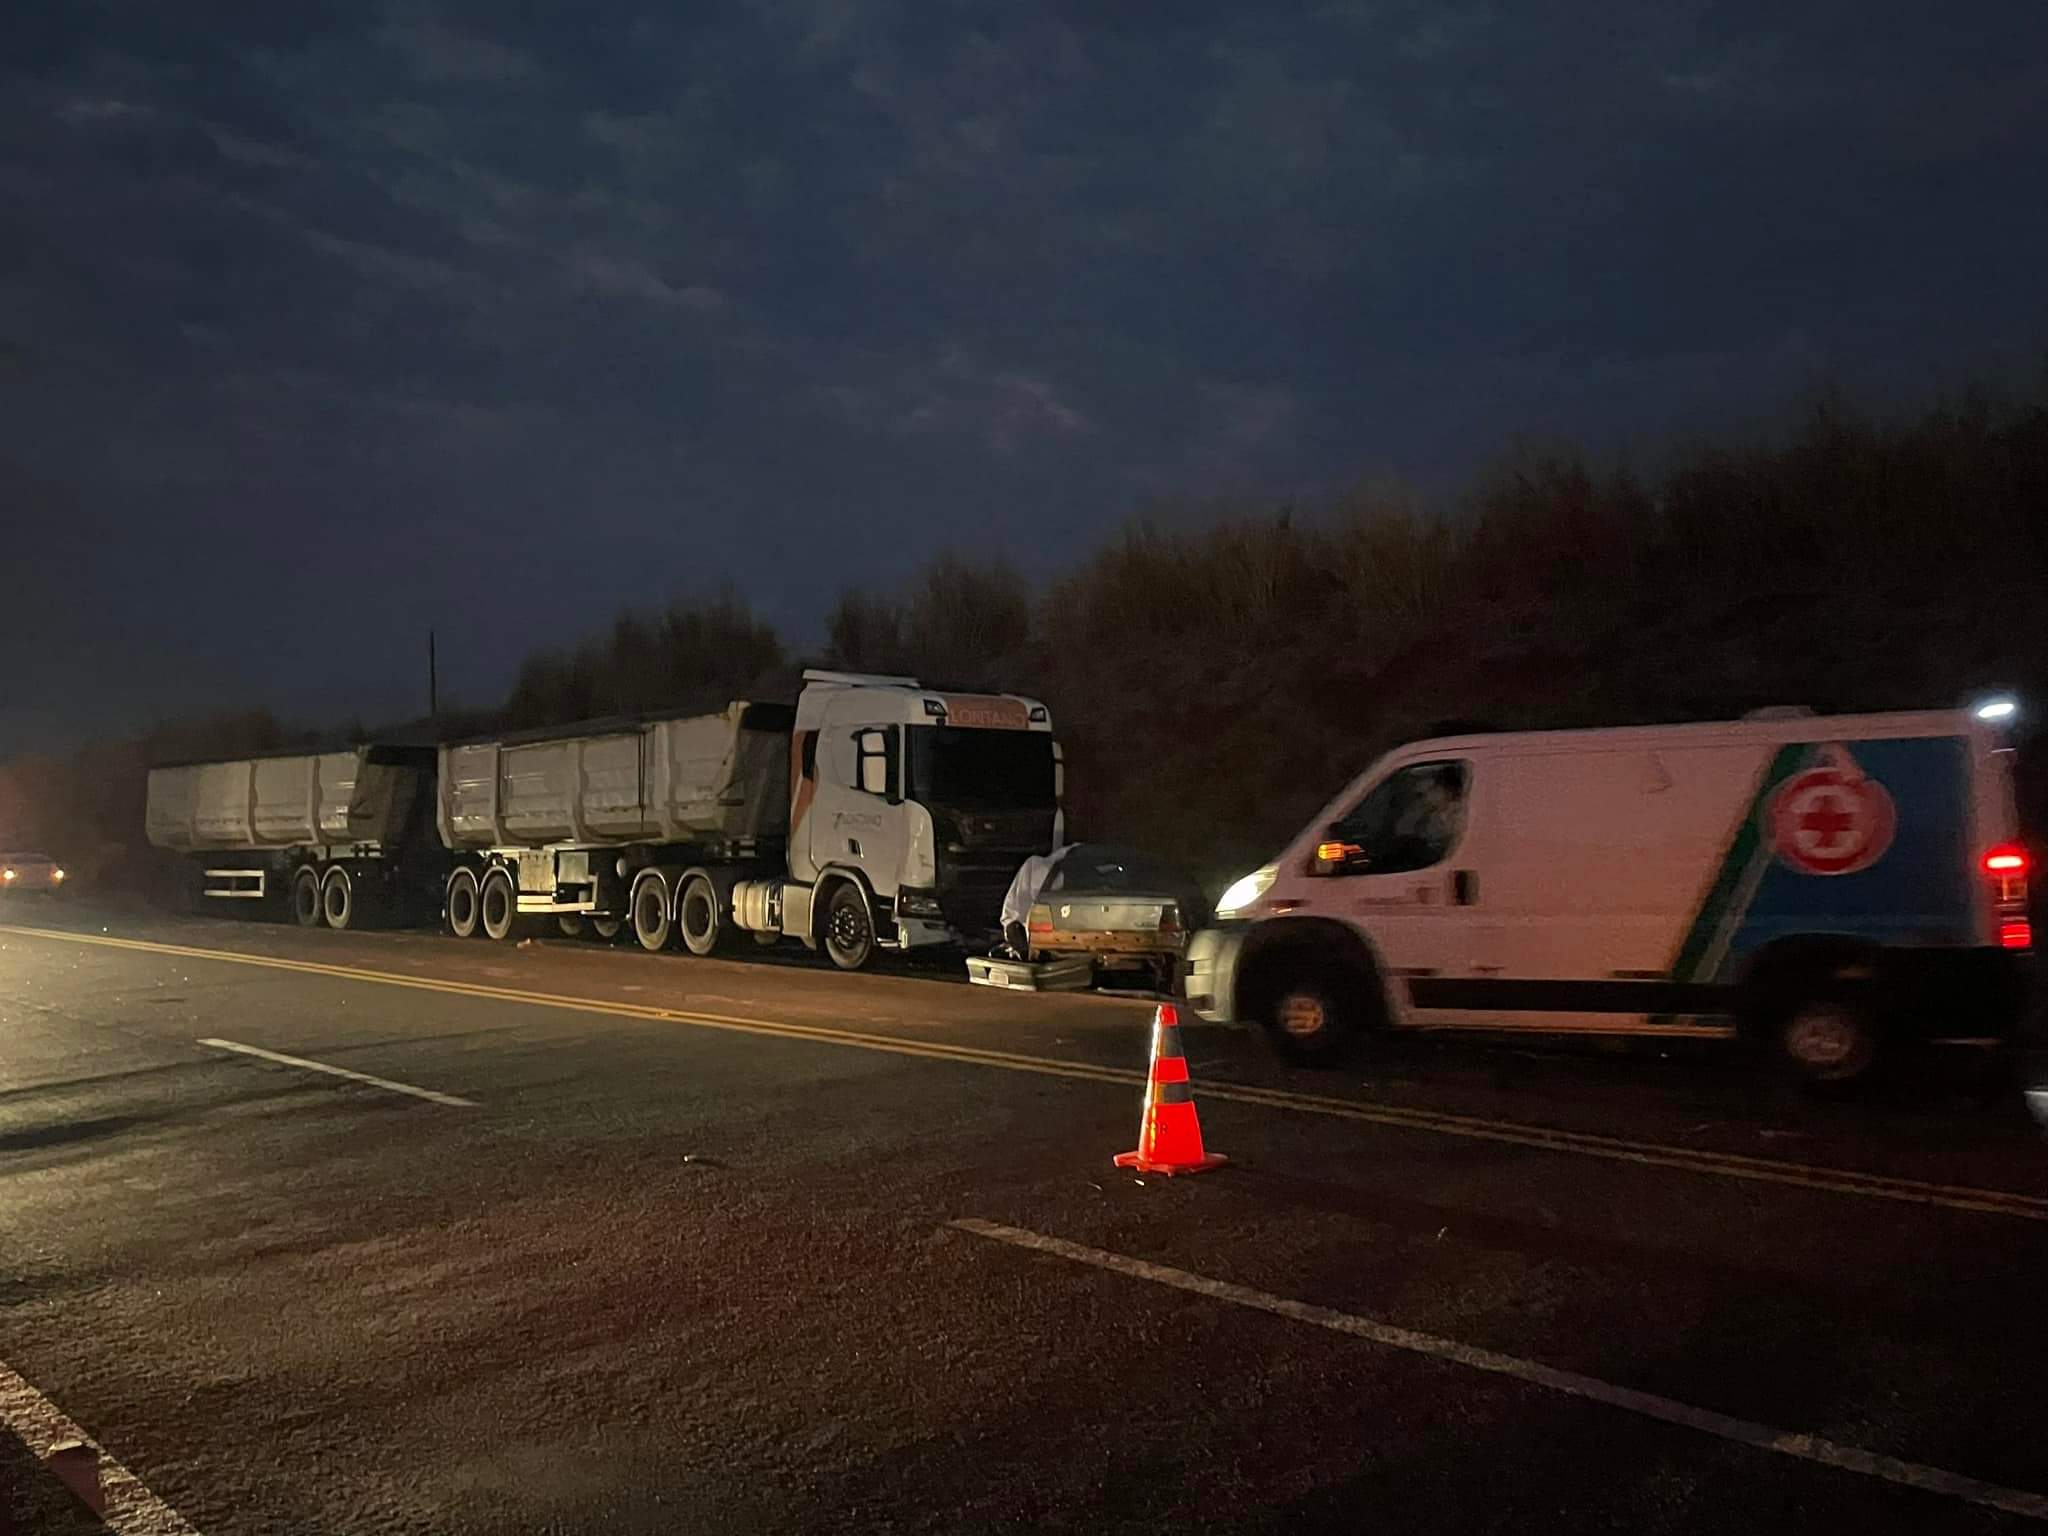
[0,1356,203,1534]
[197,1038,477,1108]
[952,1218,2048,1522]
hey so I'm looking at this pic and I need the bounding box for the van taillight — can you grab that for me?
[1983,846,2029,876]
[1984,844,2030,950]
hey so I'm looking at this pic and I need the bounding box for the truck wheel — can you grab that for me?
[632,875,672,952]
[822,881,875,971]
[1263,970,1358,1068]
[592,917,624,942]
[321,867,354,931]
[677,873,722,956]
[446,870,480,938]
[292,867,323,928]
[480,869,518,942]
[557,915,586,939]
[1774,990,1879,1087]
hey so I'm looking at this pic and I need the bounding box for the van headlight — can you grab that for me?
[1215,866,1276,919]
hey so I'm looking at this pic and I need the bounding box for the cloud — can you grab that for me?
[378,17,536,84]
[302,226,473,292]
[207,128,316,169]
[816,349,1092,455]
[567,252,727,313]
[59,97,148,125]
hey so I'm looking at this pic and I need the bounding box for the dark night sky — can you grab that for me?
[5,2,2046,750]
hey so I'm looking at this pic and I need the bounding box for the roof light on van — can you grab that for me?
[1975,696,2018,723]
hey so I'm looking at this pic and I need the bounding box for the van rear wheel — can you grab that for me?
[1774,991,1879,1087]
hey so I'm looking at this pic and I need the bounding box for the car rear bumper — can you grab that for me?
[1035,928,1179,957]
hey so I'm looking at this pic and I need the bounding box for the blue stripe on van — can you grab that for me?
[1711,735,1975,982]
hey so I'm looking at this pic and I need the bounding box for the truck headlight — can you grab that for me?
[1215,866,1276,919]
[897,887,944,919]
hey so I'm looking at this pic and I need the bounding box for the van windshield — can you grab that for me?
[906,728,1055,810]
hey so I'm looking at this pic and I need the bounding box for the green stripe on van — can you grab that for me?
[1668,742,1813,985]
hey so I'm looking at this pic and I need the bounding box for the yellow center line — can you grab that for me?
[7,923,2047,1222]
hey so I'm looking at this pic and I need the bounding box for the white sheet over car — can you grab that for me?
[999,844,1075,930]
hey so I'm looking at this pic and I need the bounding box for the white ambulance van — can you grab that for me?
[1186,708,2031,1083]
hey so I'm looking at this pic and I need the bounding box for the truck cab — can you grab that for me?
[783,671,1063,966]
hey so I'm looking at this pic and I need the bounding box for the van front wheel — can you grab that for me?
[1264,971,1357,1068]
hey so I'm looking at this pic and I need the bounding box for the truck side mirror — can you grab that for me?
[859,753,889,796]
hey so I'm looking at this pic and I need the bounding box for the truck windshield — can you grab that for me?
[906,728,1056,809]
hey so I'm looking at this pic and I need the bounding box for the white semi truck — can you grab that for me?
[437,671,1063,968]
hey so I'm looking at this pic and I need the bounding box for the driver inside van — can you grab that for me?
[1388,765,1466,867]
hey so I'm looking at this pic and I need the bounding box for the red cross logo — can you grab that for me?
[1798,793,1856,850]
[1768,763,1896,876]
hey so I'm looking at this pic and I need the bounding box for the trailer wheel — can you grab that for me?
[320,867,354,931]
[677,873,722,956]
[632,874,672,952]
[291,867,323,928]
[480,869,518,942]
[822,881,875,971]
[556,915,586,939]
[592,917,624,942]
[446,869,480,938]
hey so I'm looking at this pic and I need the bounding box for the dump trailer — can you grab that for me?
[438,671,1064,969]
[144,745,443,928]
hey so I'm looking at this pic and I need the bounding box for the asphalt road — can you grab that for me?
[3,899,2048,1533]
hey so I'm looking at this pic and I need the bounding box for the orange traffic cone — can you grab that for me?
[1115,1004,1227,1176]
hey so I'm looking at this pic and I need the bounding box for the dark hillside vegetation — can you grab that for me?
[6,388,2044,895]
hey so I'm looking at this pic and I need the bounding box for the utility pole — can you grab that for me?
[428,629,439,726]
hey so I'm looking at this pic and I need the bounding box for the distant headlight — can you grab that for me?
[1214,866,1276,919]
[2,869,14,882]
[51,868,65,882]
